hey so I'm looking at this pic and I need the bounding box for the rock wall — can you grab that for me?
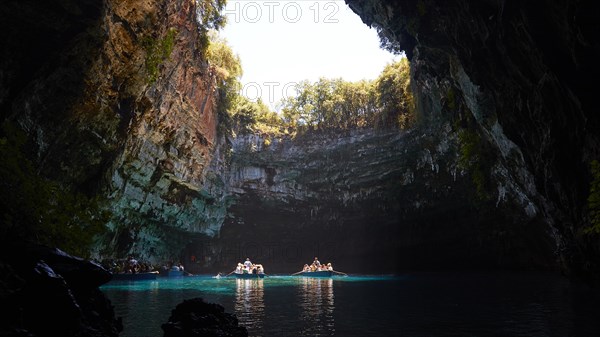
[345,0,600,280]
[0,0,226,264]
[0,242,122,336]
[97,0,228,262]
[187,127,556,274]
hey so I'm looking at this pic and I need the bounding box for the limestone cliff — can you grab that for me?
[345,0,600,280]
[186,126,555,274]
[0,0,226,263]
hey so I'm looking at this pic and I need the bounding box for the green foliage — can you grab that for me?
[457,129,490,200]
[280,78,352,131]
[0,122,110,258]
[198,7,413,139]
[279,58,414,133]
[205,33,243,137]
[207,32,242,85]
[446,87,457,110]
[232,97,287,136]
[204,32,286,138]
[585,160,600,234]
[375,58,415,128]
[371,24,404,55]
[196,0,227,55]
[143,28,178,83]
[197,0,227,31]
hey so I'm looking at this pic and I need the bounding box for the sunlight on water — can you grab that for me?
[235,279,265,333]
[100,274,394,292]
[100,274,393,337]
[298,277,335,336]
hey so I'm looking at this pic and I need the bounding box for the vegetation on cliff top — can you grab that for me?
[279,58,414,133]
[198,1,415,138]
[215,57,415,138]
[197,0,228,53]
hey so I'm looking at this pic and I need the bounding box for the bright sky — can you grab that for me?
[219,0,401,111]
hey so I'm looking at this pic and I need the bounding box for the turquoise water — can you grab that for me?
[100,272,600,337]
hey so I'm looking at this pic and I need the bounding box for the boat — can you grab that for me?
[110,271,159,281]
[160,265,186,277]
[295,270,333,277]
[166,269,185,277]
[233,272,265,279]
[227,261,266,279]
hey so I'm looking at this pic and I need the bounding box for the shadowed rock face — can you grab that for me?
[187,127,556,274]
[345,0,600,281]
[0,243,122,336]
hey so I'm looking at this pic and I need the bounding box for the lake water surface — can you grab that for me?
[100,271,600,337]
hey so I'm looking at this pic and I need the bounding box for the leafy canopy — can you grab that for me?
[278,58,415,133]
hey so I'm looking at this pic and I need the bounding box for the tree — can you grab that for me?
[197,0,227,30]
[277,58,414,132]
[375,58,414,129]
[196,0,227,48]
[206,32,242,86]
[205,32,243,136]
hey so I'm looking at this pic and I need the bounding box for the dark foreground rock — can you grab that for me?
[0,242,122,337]
[162,298,248,337]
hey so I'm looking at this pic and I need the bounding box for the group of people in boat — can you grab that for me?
[102,256,188,275]
[161,261,185,274]
[103,256,156,274]
[234,257,265,275]
[302,257,333,272]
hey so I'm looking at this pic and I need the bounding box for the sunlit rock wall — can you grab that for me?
[0,0,226,264]
[99,0,228,262]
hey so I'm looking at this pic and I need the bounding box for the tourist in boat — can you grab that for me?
[326,263,333,271]
[303,264,310,272]
[235,263,243,274]
[126,256,140,273]
[257,264,264,274]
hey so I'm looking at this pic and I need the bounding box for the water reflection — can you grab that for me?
[298,277,335,336]
[234,278,265,335]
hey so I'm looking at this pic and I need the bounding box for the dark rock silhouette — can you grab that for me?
[162,298,248,337]
[0,242,122,337]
